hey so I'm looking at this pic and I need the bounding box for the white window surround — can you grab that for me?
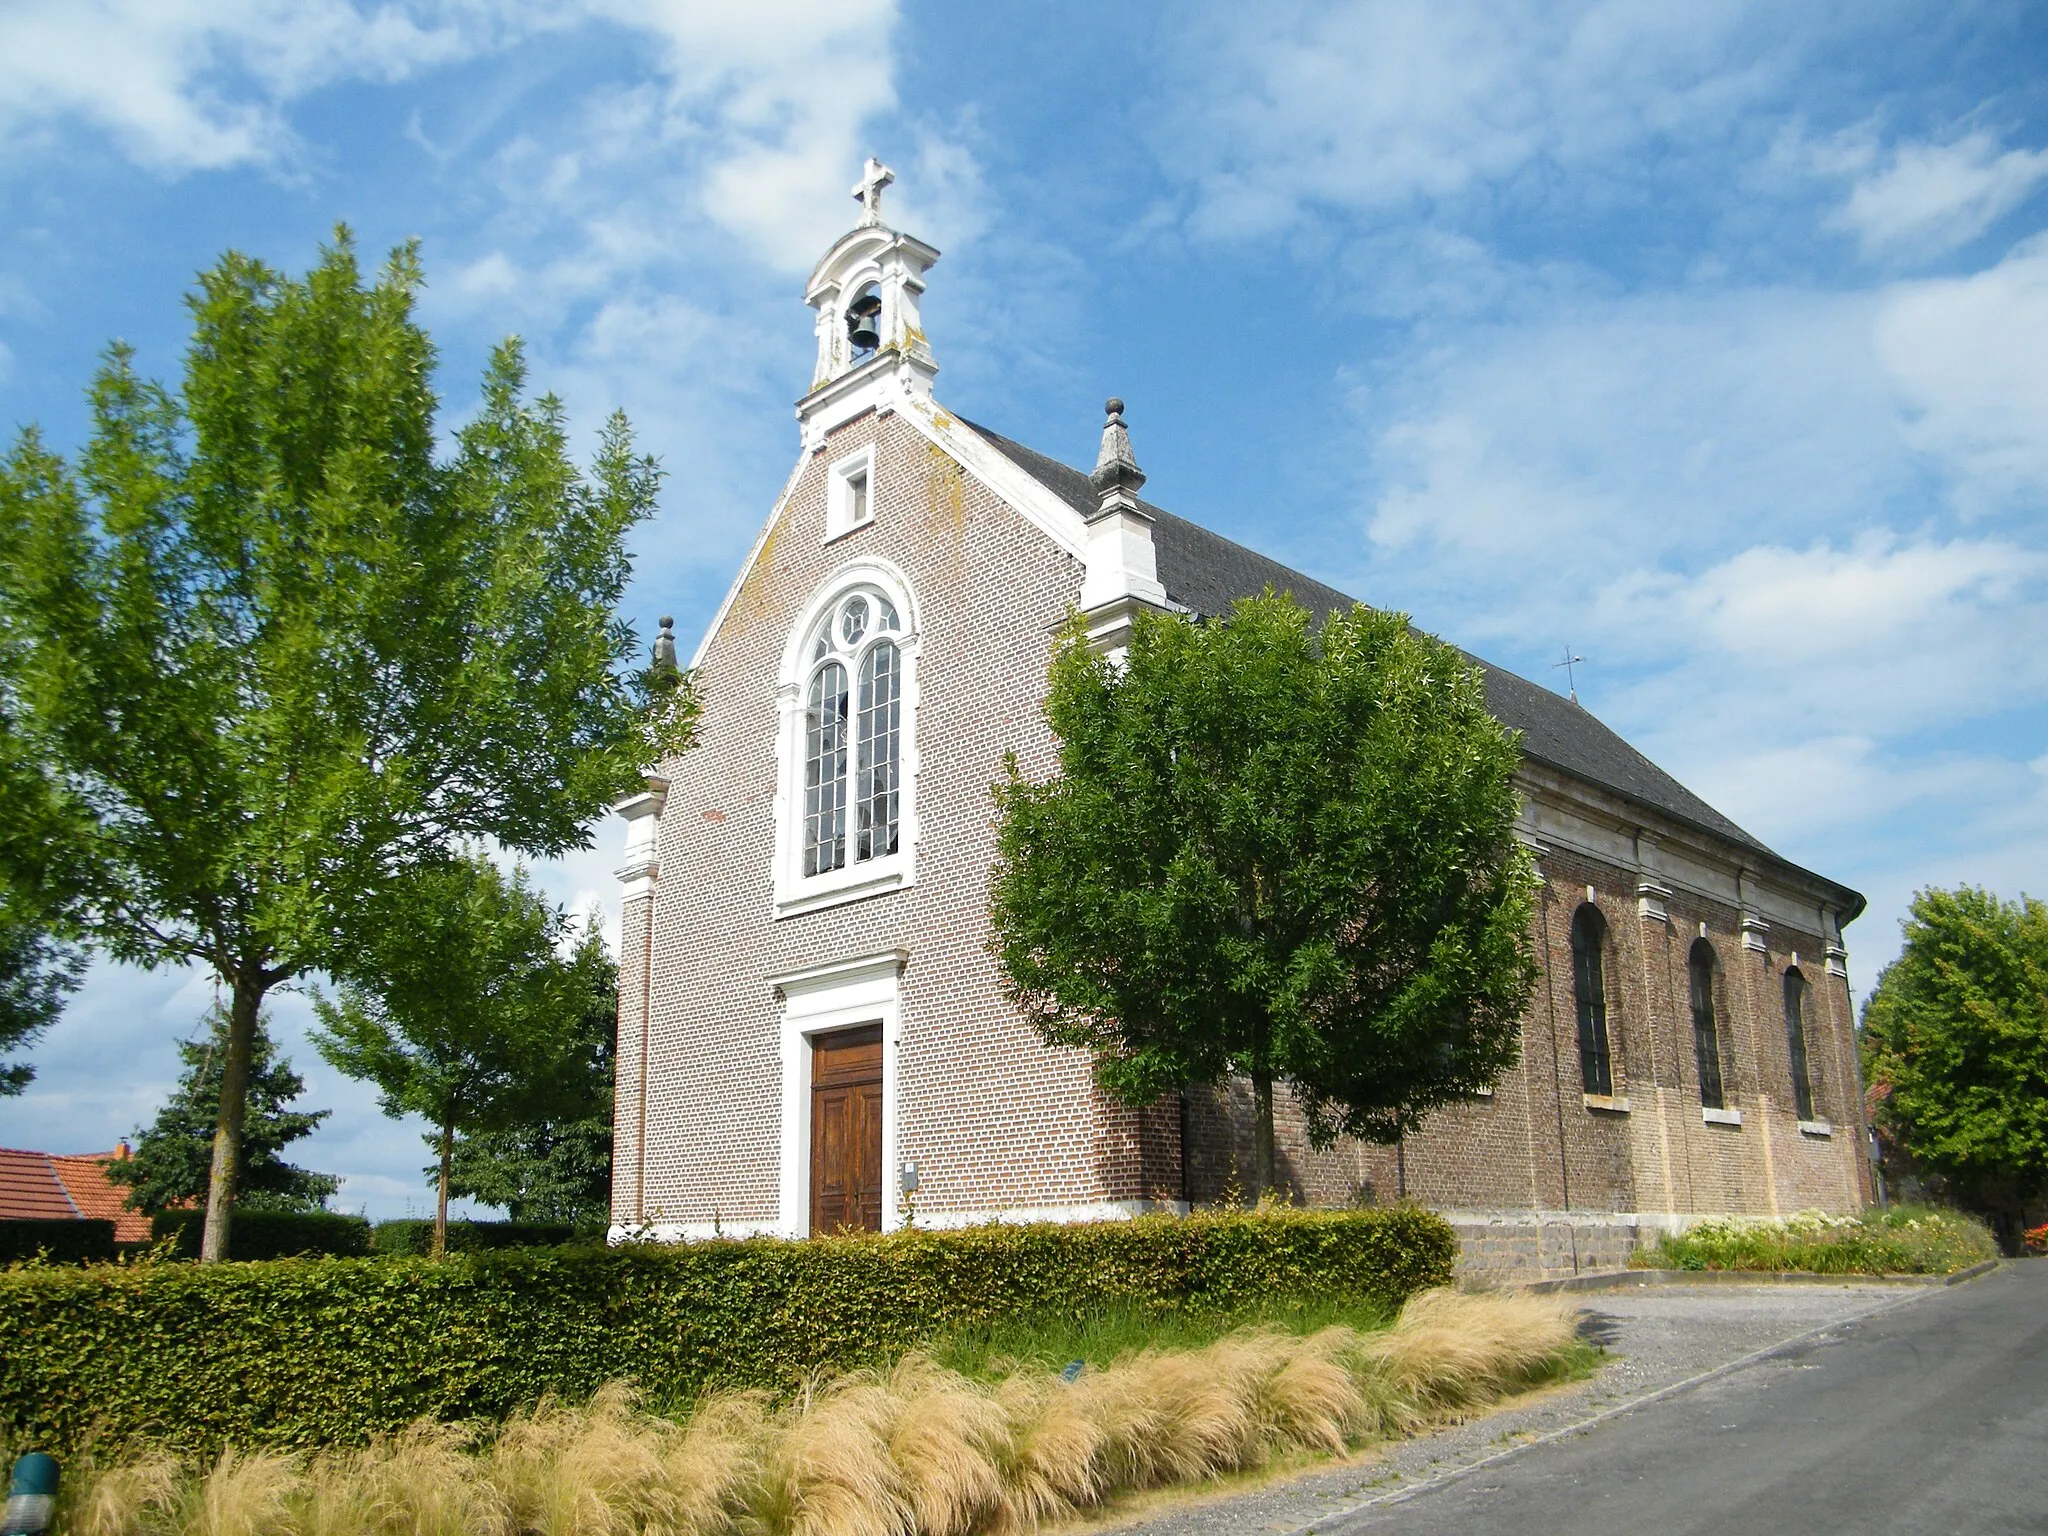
[772,950,907,1237]
[774,558,921,919]
[825,445,877,542]
[1702,1106,1744,1127]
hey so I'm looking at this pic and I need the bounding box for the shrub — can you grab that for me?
[152,1209,373,1261]
[50,1287,1579,1536]
[0,1207,1452,1456]
[2023,1222,2047,1256]
[1636,1205,1997,1276]
[371,1219,580,1254]
[0,1218,117,1266]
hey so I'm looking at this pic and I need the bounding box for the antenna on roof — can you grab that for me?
[1553,645,1586,704]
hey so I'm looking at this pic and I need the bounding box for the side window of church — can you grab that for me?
[803,590,902,876]
[1783,967,1815,1121]
[1689,939,1726,1109]
[1570,903,1613,1097]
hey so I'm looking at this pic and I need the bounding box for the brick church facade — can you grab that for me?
[611,164,1872,1270]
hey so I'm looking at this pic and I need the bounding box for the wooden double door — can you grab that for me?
[810,1024,884,1234]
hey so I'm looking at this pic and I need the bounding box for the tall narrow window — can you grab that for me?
[1689,939,1725,1110]
[848,468,870,527]
[856,641,900,860]
[1784,967,1815,1120]
[804,662,849,875]
[1570,904,1613,1096]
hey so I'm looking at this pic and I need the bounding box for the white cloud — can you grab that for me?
[1154,0,1776,237]
[1837,128,2048,260]
[0,0,479,172]
[1877,238,2048,514]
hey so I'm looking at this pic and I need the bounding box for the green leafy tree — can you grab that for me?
[0,892,82,1096]
[991,593,1537,1193]
[313,852,598,1254]
[106,1002,338,1214]
[443,928,616,1226]
[0,232,692,1260]
[1862,885,2048,1246]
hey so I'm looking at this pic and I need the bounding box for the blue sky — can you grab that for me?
[3,1,2045,1217]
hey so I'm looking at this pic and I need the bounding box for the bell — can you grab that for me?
[847,293,882,353]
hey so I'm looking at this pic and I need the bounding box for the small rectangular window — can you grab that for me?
[826,450,877,541]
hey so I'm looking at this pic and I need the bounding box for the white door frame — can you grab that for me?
[770,949,907,1237]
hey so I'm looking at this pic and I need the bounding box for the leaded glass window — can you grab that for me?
[1690,939,1726,1110]
[856,641,900,861]
[796,585,905,885]
[1571,904,1613,1097]
[1784,968,1815,1120]
[804,661,849,875]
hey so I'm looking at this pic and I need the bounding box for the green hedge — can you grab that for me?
[152,1209,373,1261]
[370,1219,580,1254]
[0,1219,117,1267]
[0,1207,1451,1456]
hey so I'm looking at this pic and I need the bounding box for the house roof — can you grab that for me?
[0,1147,150,1241]
[962,420,1862,917]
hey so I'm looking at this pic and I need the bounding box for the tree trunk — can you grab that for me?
[199,971,264,1264]
[1252,1069,1276,1200]
[433,1120,454,1258]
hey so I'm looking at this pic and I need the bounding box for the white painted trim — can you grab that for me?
[910,1199,1186,1230]
[825,444,878,542]
[608,1219,781,1244]
[1702,1106,1744,1126]
[773,560,922,920]
[774,949,907,1238]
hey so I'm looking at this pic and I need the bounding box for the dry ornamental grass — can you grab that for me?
[51,1288,1579,1536]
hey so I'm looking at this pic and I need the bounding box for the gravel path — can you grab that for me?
[1105,1280,1939,1536]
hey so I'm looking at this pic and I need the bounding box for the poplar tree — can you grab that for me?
[991,593,1537,1194]
[0,232,690,1260]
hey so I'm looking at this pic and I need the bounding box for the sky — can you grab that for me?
[2,0,2045,1217]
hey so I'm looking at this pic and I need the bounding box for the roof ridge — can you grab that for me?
[954,415,1864,905]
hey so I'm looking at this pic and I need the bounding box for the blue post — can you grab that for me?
[2,1453,58,1536]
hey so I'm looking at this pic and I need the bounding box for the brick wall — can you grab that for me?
[624,407,1870,1250]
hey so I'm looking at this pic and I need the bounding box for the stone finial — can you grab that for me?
[1089,397,1147,521]
[852,157,895,226]
[652,615,678,672]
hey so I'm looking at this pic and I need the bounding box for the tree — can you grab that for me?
[1861,885,2048,1247]
[990,593,1537,1193]
[313,852,597,1254]
[0,232,691,1260]
[0,892,82,1096]
[105,1002,338,1215]
[443,929,616,1227]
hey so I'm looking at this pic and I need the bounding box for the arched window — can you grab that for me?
[1689,939,1726,1110]
[1784,967,1815,1121]
[803,661,849,875]
[1570,904,1613,1096]
[778,564,918,916]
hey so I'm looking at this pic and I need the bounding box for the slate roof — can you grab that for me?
[963,419,1859,912]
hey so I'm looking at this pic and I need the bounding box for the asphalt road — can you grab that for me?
[1336,1261,2048,1536]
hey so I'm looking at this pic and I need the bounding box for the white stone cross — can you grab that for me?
[852,157,894,225]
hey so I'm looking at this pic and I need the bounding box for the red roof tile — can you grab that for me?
[0,1147,81,1222]
[51,1153,152,1243]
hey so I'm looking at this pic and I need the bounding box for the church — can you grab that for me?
[610,163,1874,1275]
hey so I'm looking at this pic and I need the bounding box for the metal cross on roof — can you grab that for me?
[1553,645,1586,704]
[852,157,894,225]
